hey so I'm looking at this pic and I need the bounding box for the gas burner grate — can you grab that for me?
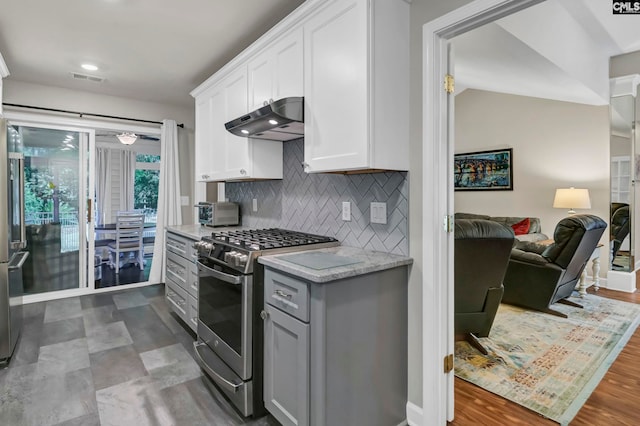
[209,228,337,250]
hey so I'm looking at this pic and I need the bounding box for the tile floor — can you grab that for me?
[0,284,280,426]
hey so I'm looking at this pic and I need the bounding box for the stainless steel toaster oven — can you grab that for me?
[195,201,239,227]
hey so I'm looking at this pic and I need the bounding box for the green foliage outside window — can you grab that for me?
[134,154,160,218]
[25,165,79,215]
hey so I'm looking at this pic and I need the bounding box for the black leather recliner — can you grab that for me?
[610,203,630,262]
[502,214,607,317]
[455,219,515,354]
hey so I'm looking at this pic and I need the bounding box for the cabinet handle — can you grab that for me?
[202,174,210,179]
[260,310,269,320]
[240,169,247,175]
[301,162,309,169]
[274,289,292,299]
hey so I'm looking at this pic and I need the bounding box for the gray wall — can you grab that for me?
[226,139,409,255]
[454,89,610,269]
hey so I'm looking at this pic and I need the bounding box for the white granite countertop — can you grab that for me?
[258,246,413,283]
[165,224,243,240]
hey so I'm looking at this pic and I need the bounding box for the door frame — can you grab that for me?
[420,0,545,423]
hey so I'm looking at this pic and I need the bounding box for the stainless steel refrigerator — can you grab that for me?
[0,118,28,364]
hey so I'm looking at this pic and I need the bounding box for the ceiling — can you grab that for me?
[453,0,640,105]
[2,0,640,112]
[0,0,304,109]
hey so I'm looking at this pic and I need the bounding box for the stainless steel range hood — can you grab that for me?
[225,97,303,142]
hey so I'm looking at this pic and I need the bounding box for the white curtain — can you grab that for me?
[96,147,112,225]
[149,119,183,284]
[120,149,137,212]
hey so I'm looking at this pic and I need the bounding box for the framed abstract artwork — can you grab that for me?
[454,148,513,191]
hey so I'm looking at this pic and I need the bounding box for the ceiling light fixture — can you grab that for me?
[81,63,99,71]
[117,132,137,145]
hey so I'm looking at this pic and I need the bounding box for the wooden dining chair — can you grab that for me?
[108,213,145,273]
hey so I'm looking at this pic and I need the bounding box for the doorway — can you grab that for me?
[94,129,161,288]
[4,110,163,302]
[422,0,640,423]
[421,0,547,423]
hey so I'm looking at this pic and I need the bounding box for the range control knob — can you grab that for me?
[236,254,249,267]
[224,251,237,264]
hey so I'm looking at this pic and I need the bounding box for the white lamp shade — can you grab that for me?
[117,132,137,145]
[553,188,591,210]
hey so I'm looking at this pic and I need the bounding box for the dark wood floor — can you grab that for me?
[450,286,640,426]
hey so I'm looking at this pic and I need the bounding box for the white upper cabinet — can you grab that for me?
[248,27,303,111]
[193,0,409,180]
[194,91,216,181]
[303,0,410,173]
[194,65,283,182]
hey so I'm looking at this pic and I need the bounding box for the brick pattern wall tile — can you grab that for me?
[226,139,408,255]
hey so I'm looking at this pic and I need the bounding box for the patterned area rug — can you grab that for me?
[455,295,640,425]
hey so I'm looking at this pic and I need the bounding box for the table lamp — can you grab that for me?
[553,187,591,214]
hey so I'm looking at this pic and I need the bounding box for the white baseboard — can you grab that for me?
[606,270,637,293]
[406,401,423,426]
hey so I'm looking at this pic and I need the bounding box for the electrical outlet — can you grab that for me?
[342,201,351,221]
[252,198,258,212]
[370,202,387,224]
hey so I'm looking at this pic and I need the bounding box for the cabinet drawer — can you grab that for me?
[188,294,198,332]
[166,251,189,290]
[265,269,309,322]
[166,281,188,323]
[166,232,197,261]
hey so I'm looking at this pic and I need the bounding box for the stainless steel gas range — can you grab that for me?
[192,228,339,417]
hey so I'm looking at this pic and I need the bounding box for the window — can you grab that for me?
[135,154,160,223]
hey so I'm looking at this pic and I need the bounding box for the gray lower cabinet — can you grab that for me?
[165,230,199,332]
[263,266,408,426]
[263,304,309,426]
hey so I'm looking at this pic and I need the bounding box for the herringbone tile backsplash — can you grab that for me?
[225,139,408,255]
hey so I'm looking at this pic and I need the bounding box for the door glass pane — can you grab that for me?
[19,125,84,295]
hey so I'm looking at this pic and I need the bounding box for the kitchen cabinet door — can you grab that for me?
[303,0,369,173]
[263,304,309,426]
[221,68,252,178]
[194,93,216,181]
[303,0,409,173]
[248,27,303,112]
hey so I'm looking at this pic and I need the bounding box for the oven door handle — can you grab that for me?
[193,341,242,394]
[197,260,242,285]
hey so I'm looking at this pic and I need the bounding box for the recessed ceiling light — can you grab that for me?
[241,130,250,134]
[81,63,99,71]
[269,119,279,125]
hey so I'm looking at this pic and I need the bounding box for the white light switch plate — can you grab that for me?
[371,202,387,224]
[342,201,351,221]
[252,198,258,212]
